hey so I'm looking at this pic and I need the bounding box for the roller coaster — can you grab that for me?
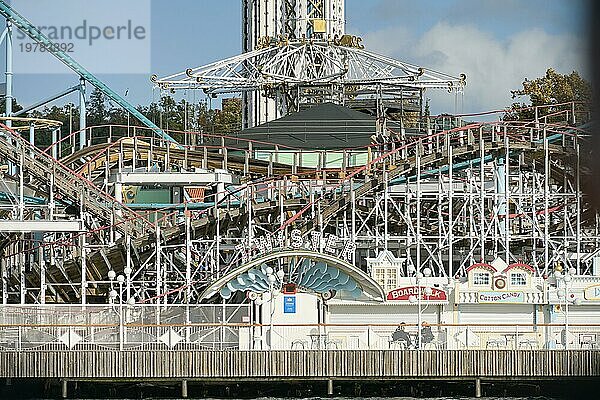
[0,102,595,305]
[0,1,596,308]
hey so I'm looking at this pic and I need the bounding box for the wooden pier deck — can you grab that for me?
[1,350,599,380]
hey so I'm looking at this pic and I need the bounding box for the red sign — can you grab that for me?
[386,286,447,301]
[282,283,297,294]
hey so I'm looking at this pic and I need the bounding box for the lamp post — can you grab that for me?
[409,267,432,349]
[264,266,285,350]
[123,266,132,302]
[116,274,125,351]
[108,270,117,305]
[555,266,580,349]
[108,270,126,350]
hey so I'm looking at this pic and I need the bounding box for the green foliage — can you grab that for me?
[3,89,243,147]
[88,88,109,126]
[424,98,430,118]
[214,98,242,134]
[505,68,591,123]
[0,97,23,115]
[30,103,79,147]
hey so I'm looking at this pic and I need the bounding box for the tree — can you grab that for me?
[195,100,215,133]
[0,97,24,116]
[87,88,109,126]
[213,98,242,133]
[32,105,67,147]
[2,91,244,150]
[505,68,591,123]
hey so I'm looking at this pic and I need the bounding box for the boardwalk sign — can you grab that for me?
[478,291,524,304]
[387,286,447,302]
[234,229,356,265]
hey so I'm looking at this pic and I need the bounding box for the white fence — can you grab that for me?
[0,305,599,351]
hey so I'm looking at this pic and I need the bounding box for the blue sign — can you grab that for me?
[283,296,296,313]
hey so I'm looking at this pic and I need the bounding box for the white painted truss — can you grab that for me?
[0,107,597,306]
[153,40,465,95]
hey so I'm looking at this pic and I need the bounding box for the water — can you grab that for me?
[23,396,579,400]
[199,394,584,400]
[6,378,593,399]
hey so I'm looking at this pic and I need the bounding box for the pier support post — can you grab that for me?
[61,379,68,399]
[327,379,333,396]
[181,380,188,398]
[475,377,481,398]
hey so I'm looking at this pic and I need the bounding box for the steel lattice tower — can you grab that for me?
[242,0,345,127]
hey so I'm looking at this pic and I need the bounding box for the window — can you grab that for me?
[374,268,385,287]
[473,272,490,285]
[510,272,527,286]
[373,267,399,291]
[386,269,397,290]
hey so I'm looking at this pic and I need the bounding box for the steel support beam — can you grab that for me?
[0,220,84,232]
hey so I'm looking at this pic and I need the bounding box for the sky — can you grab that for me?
[0,0,591,117]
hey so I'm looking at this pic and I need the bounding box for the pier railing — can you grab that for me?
[0,305,598,352]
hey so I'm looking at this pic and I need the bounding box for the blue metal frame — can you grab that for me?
[0,1,178,144]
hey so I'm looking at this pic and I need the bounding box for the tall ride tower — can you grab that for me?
[243,0,344,49]
[242,0,345,127]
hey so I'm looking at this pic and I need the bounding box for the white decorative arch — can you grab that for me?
[199,249,385,301]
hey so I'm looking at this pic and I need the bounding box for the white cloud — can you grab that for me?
[356,25,413,57]
[362,22,588,117]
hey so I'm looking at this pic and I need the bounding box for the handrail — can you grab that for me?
[0,123,154,236]
[0,116,62,130]
[39,101,590,157]
[0,322,598,328]
[4,118,586,258]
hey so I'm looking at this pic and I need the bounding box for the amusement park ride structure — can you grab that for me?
[155,0,465,128]
[0,0,596,311]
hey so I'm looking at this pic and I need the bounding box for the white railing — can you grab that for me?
[0,305,598,351]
